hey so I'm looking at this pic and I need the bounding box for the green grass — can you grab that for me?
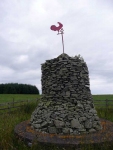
[92,95,113,108]
[0,94,40,103]
[92,94,113,100]
[0,94,113,150]
[0,94,41,115]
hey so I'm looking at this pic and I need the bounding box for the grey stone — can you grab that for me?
[62,128,70,134]
[54,120,65,128]
[44,112,52,118]
[68,107,75,111]
[57,107,64,111]
[74,115,80,119]
[69,128,73,133]
[94,116,99,121]
[34,124,41,129]
[65,122,70,126]
[48,121,54,126]
[38,110,42,114]
[41,121,48,127]
[66,91,71,96]
[88,128,96,133]
[84,120,92,129]
[41,128,47,131]
[89,109,97,114]
[35,119,43,123]
[48,127,57,134]
[79,117,87,122]
[59,114,67,118]
[78,128,86,132]
[71,119,81,128]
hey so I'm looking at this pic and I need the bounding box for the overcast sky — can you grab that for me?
[0,0,113,95]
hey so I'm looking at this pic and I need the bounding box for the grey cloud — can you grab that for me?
[0,0,113,94]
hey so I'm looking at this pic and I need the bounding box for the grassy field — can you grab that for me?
[0,94,40,103]
[0,94,113,103]
[0,94,41,115]
[92,94,113,100]
[0,94,113,150]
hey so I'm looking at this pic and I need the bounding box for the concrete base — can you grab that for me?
[14,118,113,148]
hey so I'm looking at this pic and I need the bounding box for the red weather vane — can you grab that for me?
[50,22,64,54]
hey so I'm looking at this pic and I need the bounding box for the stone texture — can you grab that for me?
[71,119,81,128]
[30,53,102,135]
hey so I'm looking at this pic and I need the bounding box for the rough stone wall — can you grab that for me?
[41,53,92,103]
[30,53,102,135]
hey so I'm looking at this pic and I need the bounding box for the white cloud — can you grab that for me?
[15,55,29,64]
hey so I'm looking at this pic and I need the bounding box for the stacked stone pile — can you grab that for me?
[30,53,102,135]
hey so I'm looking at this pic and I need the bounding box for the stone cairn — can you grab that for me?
[30,53,102,135]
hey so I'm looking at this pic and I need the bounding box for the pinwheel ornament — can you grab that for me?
[50,22,64,54]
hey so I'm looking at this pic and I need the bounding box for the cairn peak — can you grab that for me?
[57,53,69,58]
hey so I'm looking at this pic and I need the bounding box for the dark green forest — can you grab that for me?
[0,83,39,94]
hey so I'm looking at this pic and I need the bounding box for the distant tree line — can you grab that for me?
[0,83,40,94]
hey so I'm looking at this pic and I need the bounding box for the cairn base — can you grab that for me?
[14,118,113,148]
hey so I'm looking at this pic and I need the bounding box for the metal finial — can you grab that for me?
[50,22,64,54]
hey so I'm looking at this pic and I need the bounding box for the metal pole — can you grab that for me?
[61,34,64,54]
[50,22,65,54]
